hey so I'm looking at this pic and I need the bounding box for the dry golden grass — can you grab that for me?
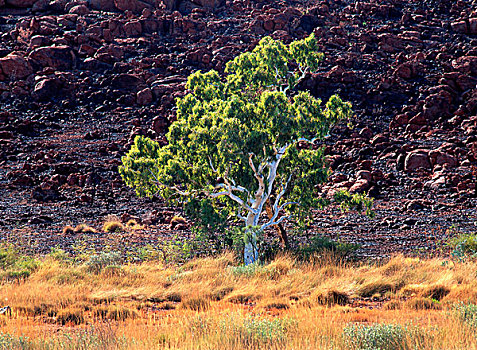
[0,254,476,349]
[73,224,97,234]
[61,225,74,235]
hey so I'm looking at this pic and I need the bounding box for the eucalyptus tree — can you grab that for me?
[120,34,372,264]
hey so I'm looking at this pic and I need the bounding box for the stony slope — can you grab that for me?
[0,0,476,257]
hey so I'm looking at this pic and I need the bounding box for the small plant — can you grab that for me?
[316,289,349,306]
[448,233,477,261]
[0,245,40,280]
[85,251,122,273]
[453,302,477,330]
[126,219,143,230]
[48,247,71,264]
[242,316,297,345]
[343,323,427,350]
[170,216,187,229]
[103,220,125,233]
[358,281,397,298]
[404,297,441,310]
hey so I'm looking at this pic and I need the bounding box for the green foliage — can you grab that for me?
[343,323,429,350]
[453,302,477,330]
[85,251,122,273]
[295,234,360,261]
[242,316,297,345]
[0,244,40,280]
[119,34,375,264]
[120,33,353,222]
[448,233,477,261]
[333,189,375,218]
[48,247,72,265]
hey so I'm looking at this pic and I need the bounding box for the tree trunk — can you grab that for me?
[265,199,289,249]
[243,212,258,265]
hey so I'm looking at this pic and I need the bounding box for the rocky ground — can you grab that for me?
[0,0,476,258]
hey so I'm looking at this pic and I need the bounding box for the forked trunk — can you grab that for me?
[265,199,289,249]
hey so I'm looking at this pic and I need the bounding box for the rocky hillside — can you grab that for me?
[0,0,476,257]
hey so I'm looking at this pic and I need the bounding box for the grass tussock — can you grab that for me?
[74,224,97,234]
[56,308,85,325]
[103,220,125,233]
[62,225,74,235]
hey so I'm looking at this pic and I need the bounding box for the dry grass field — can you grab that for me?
[0,249,476,349]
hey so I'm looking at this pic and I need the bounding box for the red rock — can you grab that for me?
[470,18,477,34]
[152,115,168,134]
[359,127,373,139]
[405,150,431,172]
[69,4,89,15]
[124,20,142,36]
[90,0,116,11]
[32,78,62,101]
[191,0,225,9]
[429,150,458,168]
[111,74,143,91]
[395,63,412,79]
[349,179,370,194]
[29,45,76,70]
[356,170,372,182]
[408,112,427,126]
[137,87,153,105]
[114,0,151,13]
[5,0,37,7]
[30,35,51,48]
[0,53,33,79]
[452,56,477,75]
[0,131,14,139]
[451,21,467,34]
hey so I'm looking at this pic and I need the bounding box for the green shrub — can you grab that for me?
[242,317,297,345]
[448,234,477,260]
[0,245,40,280]
[343,323,428,350]
[453,302,477,330]
[85,251,122,273]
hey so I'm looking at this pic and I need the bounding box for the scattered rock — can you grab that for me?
[404,150,431,172]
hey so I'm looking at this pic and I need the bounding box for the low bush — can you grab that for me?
[74,224,97,234]
[107,306,138,321]
[448,233,477,260]
[103,220,125,233]
[453,302,477,329]
[0,245,40,280]
[85,251,122,273]
[316,289,349,306]
[343,323,428,350]
[242,316,297,346]
[358,281,397,298]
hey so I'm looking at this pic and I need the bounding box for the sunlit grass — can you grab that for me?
[0,253,475,348]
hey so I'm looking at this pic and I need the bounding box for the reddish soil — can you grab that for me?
[0,0,476,258]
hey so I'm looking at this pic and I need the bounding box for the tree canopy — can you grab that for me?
[119,34,372,264]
